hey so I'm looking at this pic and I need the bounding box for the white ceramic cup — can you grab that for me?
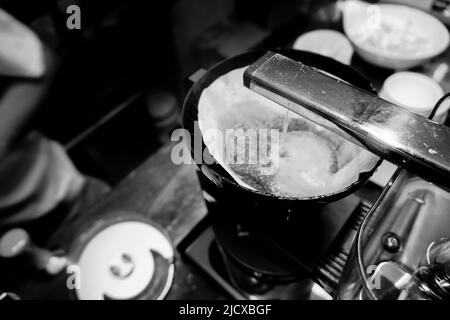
[379,71,445,121]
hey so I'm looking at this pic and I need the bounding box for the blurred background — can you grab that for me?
[1,0,450,301]
[0,0,329,186]
[0,0,343,253]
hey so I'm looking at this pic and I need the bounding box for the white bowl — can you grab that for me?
[343,1,450,70]
[292,29,354,65]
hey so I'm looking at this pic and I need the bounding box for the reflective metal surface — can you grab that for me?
[244,52,450,191]
[337,171,450,300]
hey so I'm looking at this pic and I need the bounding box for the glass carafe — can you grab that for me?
[337,169,450,300]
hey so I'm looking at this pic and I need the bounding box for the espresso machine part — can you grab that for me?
[336,172,450,300]
[416,237,450,299]
[361,261,425,300]
[243,52,450,191]
[363,189,430,267]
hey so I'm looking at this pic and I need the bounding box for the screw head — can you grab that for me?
[383,233,401,253]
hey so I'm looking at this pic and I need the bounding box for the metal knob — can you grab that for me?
[0,228,30,258]
[0,228,68,275]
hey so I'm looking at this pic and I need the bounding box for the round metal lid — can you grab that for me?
[72,217,174,300]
